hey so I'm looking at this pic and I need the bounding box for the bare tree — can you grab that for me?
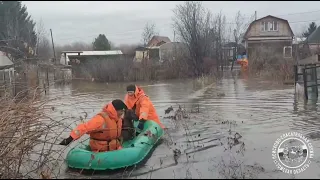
[112,43,141,56]
[35,19,52,61]
[233,11,245,46]
[37,37,51,60]
[233,11,255,45]
[230,11,254,70]
[213,11,227,71]
[173,1,219,76]
[294,25,307,39]
[141,22,158,46]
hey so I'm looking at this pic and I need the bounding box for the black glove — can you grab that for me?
[59,136,73,146]
[137,119,146,130]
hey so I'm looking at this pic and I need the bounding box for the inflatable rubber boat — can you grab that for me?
[65,119,164,170]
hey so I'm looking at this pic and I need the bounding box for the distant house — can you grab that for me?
[243,15,294,59]
[134,36,173,64]
[222,42,246,62]
[134,47,148,63]
[159,42,188,63]
[62,50,124,81]
[305,26,320,54]
[134,41,188,64]
[60,50,123,65]
[0,51,14,86]
[147,36,171,47]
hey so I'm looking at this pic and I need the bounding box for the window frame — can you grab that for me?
[283,46,292,58]
[260,21,279,32]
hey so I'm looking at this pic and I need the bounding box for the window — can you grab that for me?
[260,21,278,32]
[283,46,292,58]
[268,22,273,31]
[270,21,278,31]
[273,21,278,31]
[261,22,265,31]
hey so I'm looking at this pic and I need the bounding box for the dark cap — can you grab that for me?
[112,99,127,111]
[126,84,136,92]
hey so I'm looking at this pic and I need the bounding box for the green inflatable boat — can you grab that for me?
[65,120,164,170]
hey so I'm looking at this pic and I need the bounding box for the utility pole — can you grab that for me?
[50,29,57,64]
[173,30,176,60]
[35,34,39,56]
[255,11,257,20]
[231,29,237,71]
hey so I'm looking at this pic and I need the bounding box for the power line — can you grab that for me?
[277,9,320,17]
[55,18,320,43]
[289,18,320,24]
[55,24,173,41]
[241,9,320,19]
[224,18,320,25]
[53,10,320,43]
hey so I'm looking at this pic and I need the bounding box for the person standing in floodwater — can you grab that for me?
[237,55,249,79]
[124,84,165,130]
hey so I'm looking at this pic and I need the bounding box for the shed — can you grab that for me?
[60,50,123,65]
[0,51,15,85]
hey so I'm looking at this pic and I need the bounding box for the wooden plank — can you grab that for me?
[304,66,320,70]
[315,67,318,97]
[303,68,308,100]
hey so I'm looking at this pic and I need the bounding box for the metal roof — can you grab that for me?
[0,51,13,67]
[61,51,83,53]
[63,50,123,56]
[147,46,160,49]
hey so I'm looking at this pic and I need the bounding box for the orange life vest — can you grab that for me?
[70,103,123,152]
[125,85,165,129]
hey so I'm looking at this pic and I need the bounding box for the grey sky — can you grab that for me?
[23,1,320,46]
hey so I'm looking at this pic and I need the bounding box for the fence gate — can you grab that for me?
[294,64,320,100]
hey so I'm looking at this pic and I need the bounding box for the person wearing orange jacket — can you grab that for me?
[59,99,128,152]
[124,84,165,130]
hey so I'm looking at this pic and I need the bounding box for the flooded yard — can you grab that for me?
[44,77,320,179]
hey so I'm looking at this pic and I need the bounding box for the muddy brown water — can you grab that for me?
[41,77,320,179]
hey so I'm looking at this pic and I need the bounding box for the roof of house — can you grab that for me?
[0,51,13,67]
[147,36,171,46]
[306,26,320,44]
[63,50,123,56]
[243,15,294,39]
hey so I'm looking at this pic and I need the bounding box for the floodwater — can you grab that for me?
[43,76,320,179]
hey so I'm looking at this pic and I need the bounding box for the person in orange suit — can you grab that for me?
[59,99,127,152]
[125,84,165,130]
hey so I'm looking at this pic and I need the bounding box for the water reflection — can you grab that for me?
[45,77,320,179]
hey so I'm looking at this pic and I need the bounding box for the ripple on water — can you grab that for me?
[42,78,320,179]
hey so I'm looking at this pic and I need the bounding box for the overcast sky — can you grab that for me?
[23,1,320,46]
